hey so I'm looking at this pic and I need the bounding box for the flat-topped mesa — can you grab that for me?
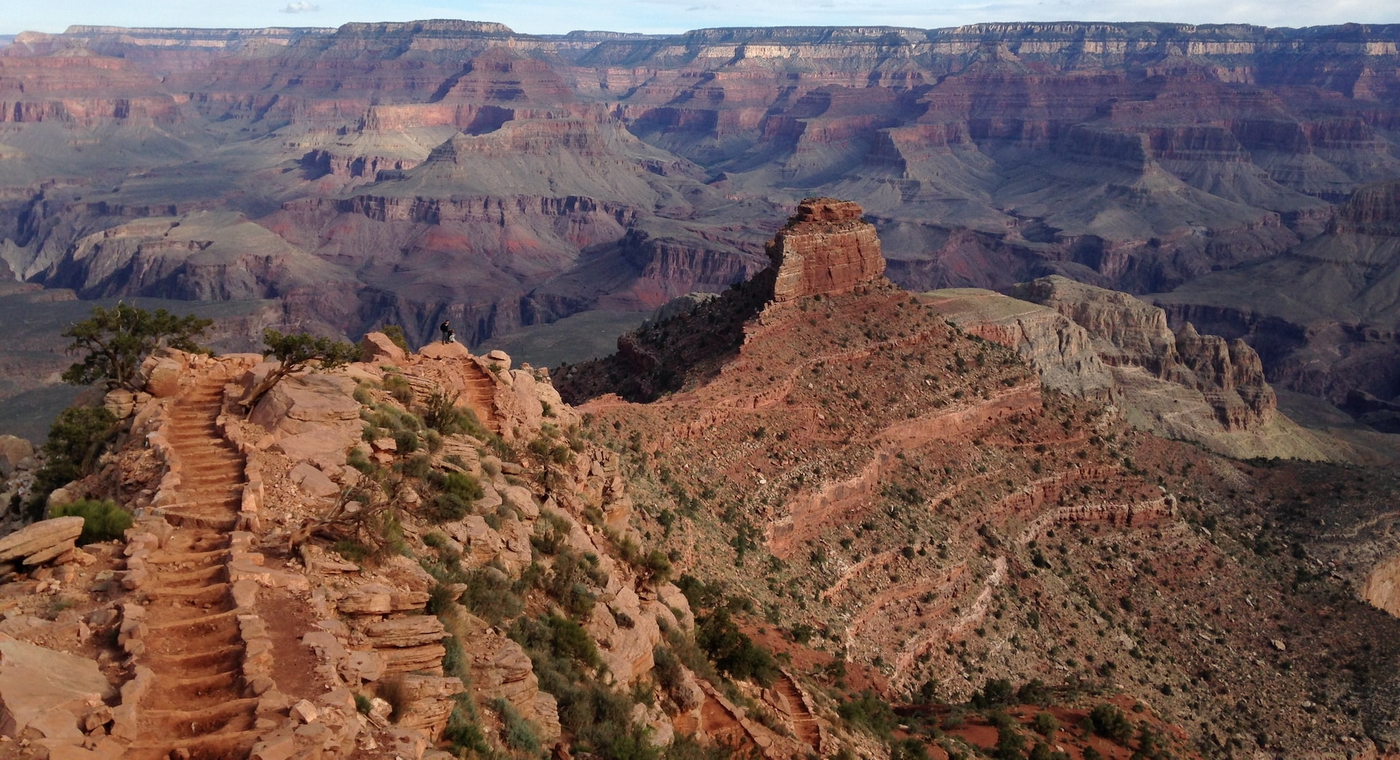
[767,198,886,303]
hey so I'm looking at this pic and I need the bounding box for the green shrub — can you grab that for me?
[333,540,370,564]
[1086,703,1133,743]
[1018,678,1052,707]
[890,738,929,760]
[383,374,415,405]
[1033,711,1060,736]
[443,700,489,755]
[30,406,119,516]
[540,550,601,617]
[696,608,777,686]
[838,692,897,738]
[393,428,420,454]
[972,678,1015,710]
[460,566,524,625]
[492,697,540,754]
[993,724,1025,760]
[52,499,132,544]
[381,325,410,352]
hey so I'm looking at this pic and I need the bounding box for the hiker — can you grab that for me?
[440,320,455,344]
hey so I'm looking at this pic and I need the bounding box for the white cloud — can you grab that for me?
[280,1,321,12]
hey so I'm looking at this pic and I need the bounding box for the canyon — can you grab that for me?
[2,197,1400,760]
[0,20,1398,440]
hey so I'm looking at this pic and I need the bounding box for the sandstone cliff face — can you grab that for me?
[921,283,1348,460]
[919,287,1116,402]
[767,198,885,303]
[1014,275,1276,431]
[1334,179,1400,237]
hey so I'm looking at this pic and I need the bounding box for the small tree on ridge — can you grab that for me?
[239,328,357,413]
[61,303,212,391]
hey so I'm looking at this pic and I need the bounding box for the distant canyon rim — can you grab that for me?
[0,19,1397,440]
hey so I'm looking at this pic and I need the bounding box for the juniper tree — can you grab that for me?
[61,303,212,391]
[239,328,358,412]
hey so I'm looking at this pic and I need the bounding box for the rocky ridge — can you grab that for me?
[924,282,1349,460]
[561,200,1400,756]
[0,196,1399,757]
[0,326,859,760]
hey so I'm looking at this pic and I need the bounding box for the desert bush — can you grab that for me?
[381,325,410,351]
[491,697,540,754]
[972,678,1015,710]
[1085,703,1133,743]
[890,738,930,760]
[838,692,897,738]
[539,549,602,617]
[696,608,777,686]
[380,372,411,408]
[1032,711,1060,736]
[30,406,120,515]
[52,499,132,544]
[460,565,523,625]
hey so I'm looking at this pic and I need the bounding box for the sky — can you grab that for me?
[0,0,1393,37]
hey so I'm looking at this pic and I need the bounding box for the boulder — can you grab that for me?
[103,389,138,420]
[290,462,340,499]
[500,485,539,519]
[337,584,430,616]
[419,342,471,360]
[379,643,446,675]
[363,616,446,649]
[142,355,186,398]
[360,332,407,364]
[0,634,115,739]
[0,435,34,478]
[0,517,84,565]
[381,674,464,733]
[484,349,512,372]
[273,430,353,465]
[248,373,360,436]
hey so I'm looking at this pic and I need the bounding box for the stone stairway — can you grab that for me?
[774,671,821,752]
[402,366,501,435]
[126,377,260,760]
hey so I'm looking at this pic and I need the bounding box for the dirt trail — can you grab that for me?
[128,376,259,760]
[774,672,820,752]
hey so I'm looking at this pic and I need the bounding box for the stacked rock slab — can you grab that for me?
[768,198,885,303]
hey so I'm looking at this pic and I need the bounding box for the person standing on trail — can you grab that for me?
[440,320,455,344]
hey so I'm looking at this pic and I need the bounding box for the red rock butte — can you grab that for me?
[767,198,886,303]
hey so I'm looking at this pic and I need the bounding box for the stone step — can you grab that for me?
[138,698,259,739]
[147,608,240,636]
[149,564,228,587]
[124,730,259,760]
[158,510,238,532]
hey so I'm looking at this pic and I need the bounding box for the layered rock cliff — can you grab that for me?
[767,198,886,303]
[1015,275,1276,431]
[1153,179,1400,410]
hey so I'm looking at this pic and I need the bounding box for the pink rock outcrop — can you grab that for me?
[767,198,885,303]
